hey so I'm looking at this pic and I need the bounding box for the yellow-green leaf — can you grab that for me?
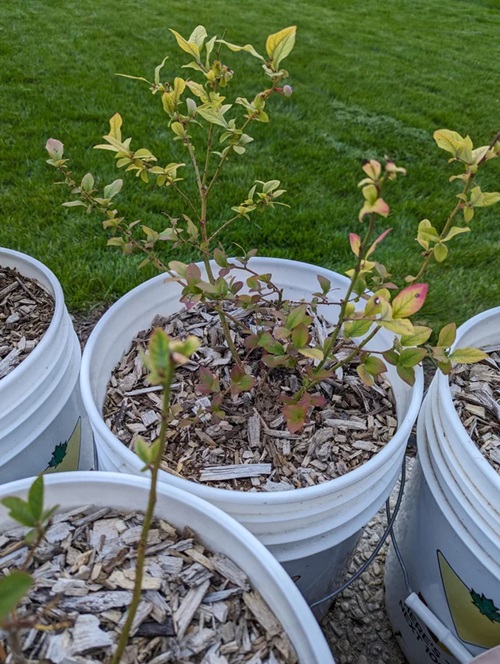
[188,25,207,48]
[298,347,324,361]
[169,29,201,61]
[400,325,433,347]
[108,113,122,141]
[357,364,374,387]
[265,26,297,68]
[378,318,415,336]
[437,322,456,348]
[448,347,488,364]
[433,129,473,163]
[433,243,448,262]
[217,39,264,61]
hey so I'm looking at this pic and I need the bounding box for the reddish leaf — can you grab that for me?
[282,401,309,434]
[392,283,428,319]
[230,366,255,396]
[349,233,361,257]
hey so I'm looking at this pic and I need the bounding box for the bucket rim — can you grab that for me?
[0,470,335,663]
[0,248,66,391]
[81,257,423,506]
[417,398,500,576]
[435,306,500,491]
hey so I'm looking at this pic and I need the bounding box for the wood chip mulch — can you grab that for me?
[0,506,297,663]
[450,344,500,473]
[102,305,398,492]
[0,266,55,379]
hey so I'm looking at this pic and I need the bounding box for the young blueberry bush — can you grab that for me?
[46,25,500,432]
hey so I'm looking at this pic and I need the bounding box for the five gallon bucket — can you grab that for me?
[80,257,423,616]
[0,471,336,663]
[384,308,500,664]
[0,249,95,482]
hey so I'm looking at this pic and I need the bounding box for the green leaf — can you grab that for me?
[81,172,94,193]
[1,497,36,527]
[265,26,297,68]
[437,323,456,348]
[399,347,427,368]
[448,347,488,364]
[0,571,34,623]
[103,179,123,200]
[62,200,87,208]
[317,274,331,295]
[400,326,433,347]
[285,304,309,330]
[28,475,44,522]
[135,436,153,467]
[396,364,416,386]
[292,323,309,349]
[145,328,171,384]
[343,319,372,339]
[363,355,387,375]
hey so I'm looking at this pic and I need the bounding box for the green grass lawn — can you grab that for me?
[1,0,499,329]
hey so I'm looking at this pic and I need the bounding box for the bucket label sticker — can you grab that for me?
[438,550,500,649]
[399,599,452,663]
[44,418,82,473]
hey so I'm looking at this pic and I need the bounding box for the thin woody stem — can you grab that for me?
[110,362,175,664]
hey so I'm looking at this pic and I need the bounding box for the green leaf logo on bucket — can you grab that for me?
[44,418,81,473]
[438,551,500,649]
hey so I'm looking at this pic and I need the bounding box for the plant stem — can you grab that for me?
[110,363,175,664]
[316,217,376,374]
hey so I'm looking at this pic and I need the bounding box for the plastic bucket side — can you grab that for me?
[0,249,95,479]
[0,472,335,664]
[434,307,500,514]
[385,404,500,663]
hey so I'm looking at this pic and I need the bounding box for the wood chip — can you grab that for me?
[102,302,397,491]
[0,266,54,379]
[1,506,297,662]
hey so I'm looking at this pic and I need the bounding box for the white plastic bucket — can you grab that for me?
[0,471,335,664]
[81,257,423,616]
[0,249,95,482]
[385,308,500,664]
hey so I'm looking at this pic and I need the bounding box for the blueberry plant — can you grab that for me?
[46,25,500,433]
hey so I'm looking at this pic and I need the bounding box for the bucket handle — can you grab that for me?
[311,456,408,608]
[403,593,474,663]
[386,467,476,663]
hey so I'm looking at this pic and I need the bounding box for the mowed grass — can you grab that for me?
[1,0,499,329]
